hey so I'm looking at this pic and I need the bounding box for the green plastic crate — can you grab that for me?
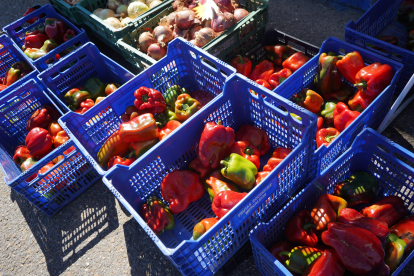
[117,0,268,71]
[49,0,84,25]
[77,0,174,53]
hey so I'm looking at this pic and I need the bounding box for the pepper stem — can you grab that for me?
[303,223,317,232]
[244,147,253,156]
[279,77,286,84]
[182,103,189,111]
[237,55,245,64]
[142,94,149,102]
[354,80,367,89]
[325,134,338,143]
[220,160,229,167]
[279,251,290,257]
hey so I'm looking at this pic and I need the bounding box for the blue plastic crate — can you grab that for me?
[102,73,318,276]
[0,79,100,216]
[274,37,403,176]
[58,38,236,176]
[37,42,135,113]
[0,34,38,96]
[2,4,90,72]
[345,0,412,93]
[250,128,414,276]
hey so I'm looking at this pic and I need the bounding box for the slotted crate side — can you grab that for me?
[275,37,403,176]
[0,34,38,96]
[345,0,412,93]
[116,0,268,71]
[37,42,135,113]
[250,128,414,276]
[2,4,90,72]
[49,0,83,25]
[102,73,318,276]
[58,38,236,176]
[0,79,100,216]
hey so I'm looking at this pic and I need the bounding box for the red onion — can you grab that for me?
[214,0,238,12]
[172,0,188,10]
[147,43,167,60]
[194,27,216,47]
[160,12,177,28]
[173,25,189,40]
[138,31,154,53]
[202,19,211,28]
[189,25,202,40]
[211,9,236,32]
[175,10,196,29]
[233,8,249,22]
[153,26,174,46]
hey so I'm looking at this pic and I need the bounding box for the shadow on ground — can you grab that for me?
[10,180,119,275]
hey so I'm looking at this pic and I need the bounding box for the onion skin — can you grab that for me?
[233,8,249,22]
[211,9,236,32]
[194,27,216,47]
[172,0,188,10]
[93,8,116,20]
[104,17,122,29]
[138,31,155,53]
[173,25,189,40]
[147,43,167,60]
[189,25,202,40]
[174,9,196,30]
[160,12,177,27]
[153,25,174,46]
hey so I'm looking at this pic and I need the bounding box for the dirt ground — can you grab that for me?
[1,0,414,275]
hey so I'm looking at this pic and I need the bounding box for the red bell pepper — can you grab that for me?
[25,127,53,157]
[119,113,159,143]
[190,90,214,107]
[264,45,294,66]
[263,148,292,172]
[332,102,360,132]
[212,190,247,219]
[269,241,292,264]
[361,195,408,226]
[282,52,310,72]
[285,210,318,246]
[53,130,70,148]
[302,249,345,276]
[189,157,213,179]
[75,99,95,114]
[339,208,389,243]
[198,122,235,169]
[235,124,270,155]
[107,155,136,169]
[254,171,270,186]
[158,120,181,140]
[293,89,324,114]
[354,63,394,97]
[44,18,67,44]
[26,107,53,131]
[322,223,389,276]
[121,105,142,123]
[13,146,32,164]
[390,215,414,252]
[230,55,252,77]
[23,7,39,25]
[249,60,274,82]
[336,51,365,84]
[38,162,54,175]
[322,84,354,102]
[316,128,340,148]
[348,90,376,112]
[24,32,48,49]
[255,79,272,90]
[0,84,7,91]
[193,218,219,240]
[141,196,175,235]
[134,87,166,114]
[317,117,323,131]
[63,29,76,42]
[311,194,347,231]
[161,170,204,214]
[314,53,342,94]
[229,141,260,169]
[204,169,239,201]
[268,68,292,89]
[97,130,131,168]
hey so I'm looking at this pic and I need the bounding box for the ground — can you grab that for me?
[1,0,413,275]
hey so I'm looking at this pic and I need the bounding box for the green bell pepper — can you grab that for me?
[164,85,184,108]
[84,77,106,100]
[314,53,342,94]
[385,233,407,273]
[24,40,58,60]
[154,108,178,128]
[320,102,336,127]
[64,88,92,111]
[220,153,257,190]
[129,139,159,158]
[279,246,322,274]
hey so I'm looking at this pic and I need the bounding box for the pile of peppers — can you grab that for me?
[397,1,414,51]
[0,61,32,92]
[140,121,292,239]
[12,105,73,183]
[231,44,310,90]
[22,17,77,61]
[97,85,212,170]
[269,171,414,276]
[291,50,394,149]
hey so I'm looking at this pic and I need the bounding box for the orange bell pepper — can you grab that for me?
[159,120,181,140]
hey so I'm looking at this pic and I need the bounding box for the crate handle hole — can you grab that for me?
[377,143,390,154]
[220,69,228,78]
[394,152,414,170]
[24,17,39,26]
[13,26,23,33]
[201,57,218,72]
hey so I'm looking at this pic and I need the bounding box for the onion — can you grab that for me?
[202,19,211,28]
[189,25,202,40]
[104,17,122,29]
[121,17,133,26]
[147,43,167,60]
[172,0,188,10]
[116,5,128,17]
[211,9,236,32]
[130,0,146,3]
[173,25,189,39]
[138,31,155,52]
[93,8,116,20]
[153,25,174,46]
[194,27,216,47]
[108,0,122,11]
[160,11,177,28]
[146,0,160,6]
[128,2,149,18]
[233,8,249,22]
[149,0,162,8]
[189,39,196,45]
[214,0,239,12]
[175,10,196,30]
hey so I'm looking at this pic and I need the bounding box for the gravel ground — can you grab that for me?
[1,0,414,275]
